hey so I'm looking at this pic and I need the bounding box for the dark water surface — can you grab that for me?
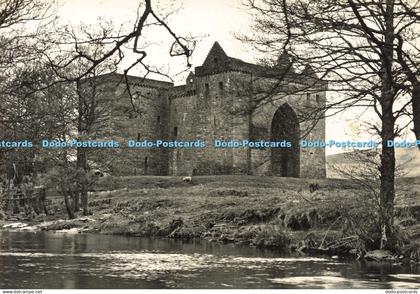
[0,231,419,289]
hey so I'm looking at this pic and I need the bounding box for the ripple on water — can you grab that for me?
[389,274,420,281]
[268,276,379,288]
[268,275,420,289]
[0,251,335,280]
[388,274,420,288]
[1,251,419,288]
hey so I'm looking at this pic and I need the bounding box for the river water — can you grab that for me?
[0,231,419,289]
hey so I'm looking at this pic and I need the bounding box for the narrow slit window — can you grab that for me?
[144,157,148,175]
[219,81,224,94]
[204,83,210,97]
[173,127,178,137]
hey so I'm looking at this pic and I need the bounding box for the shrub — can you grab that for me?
[236,224,291,248]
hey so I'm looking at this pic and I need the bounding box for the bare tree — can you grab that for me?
[0,0,196,219]
[0,0,58,183]
[241,0,419,250]
[51,3,196,217]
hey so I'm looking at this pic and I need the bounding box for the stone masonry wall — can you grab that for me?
[93,74,172,176]
[169,72,252,176]
[90,43,327,178]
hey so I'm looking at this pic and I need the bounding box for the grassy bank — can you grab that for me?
[34,175,420,260]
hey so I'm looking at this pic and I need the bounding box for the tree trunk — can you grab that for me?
[63,192,75,219]
[81,188,88,216]
[247,113,253,175]
[74,190,80,212]
[412,82,420,148]
[77,79,90,216]
[77,147,89,215]
[377,0,397,250]
[379,95,396,250]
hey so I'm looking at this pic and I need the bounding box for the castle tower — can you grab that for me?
[168,42,326,178]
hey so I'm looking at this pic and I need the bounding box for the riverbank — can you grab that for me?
[1,175,420,262]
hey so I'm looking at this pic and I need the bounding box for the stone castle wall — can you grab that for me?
[91,43,327,178]
[169,72,252,176]
[89,74,171,176]
[169,73,326,178]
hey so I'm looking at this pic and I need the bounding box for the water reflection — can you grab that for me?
[0,231,419,289]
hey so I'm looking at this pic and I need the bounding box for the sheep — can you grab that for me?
[309,183,320,193]
[182,176,192,183]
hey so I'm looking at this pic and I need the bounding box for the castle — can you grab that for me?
[91,42,327,178]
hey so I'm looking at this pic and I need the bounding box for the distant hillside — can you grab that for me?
[327,148,420,178]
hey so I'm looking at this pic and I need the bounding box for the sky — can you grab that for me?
[59,0,254,71]
[57,0,417,155]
